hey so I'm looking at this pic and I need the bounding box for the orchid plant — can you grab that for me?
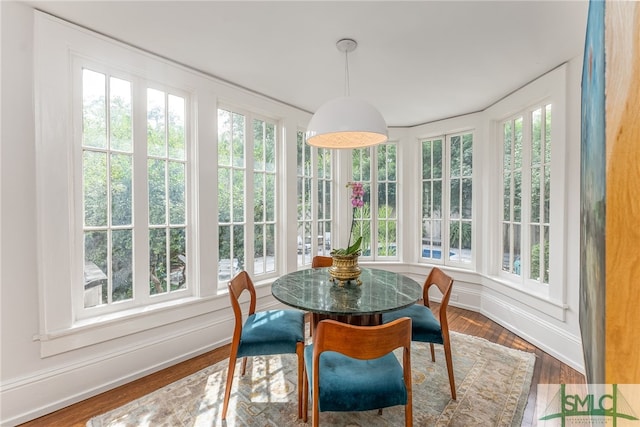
[331,182,364,256]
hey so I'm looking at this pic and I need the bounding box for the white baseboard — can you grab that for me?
[479,292,585,373]
[1,314,235,426]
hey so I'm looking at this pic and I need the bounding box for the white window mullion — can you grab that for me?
[443,136,452,263]
[245,113,256,276]
[133,79,150,305]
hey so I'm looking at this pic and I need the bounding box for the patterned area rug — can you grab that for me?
[87,331,535,426]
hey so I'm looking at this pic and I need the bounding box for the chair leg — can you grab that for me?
[443,339,456,400]
[430,343,436,362]
[222,351,238,420]
[296,342,304,419]
[241,356,248,375]
[302,363,308,423]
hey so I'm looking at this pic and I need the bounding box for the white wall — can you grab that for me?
[1,3,584,425]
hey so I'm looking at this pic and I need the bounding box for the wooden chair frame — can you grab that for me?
[421,267,456,400]
[303,318,413,427]
[311,255,333,268]
[222,271,304,420]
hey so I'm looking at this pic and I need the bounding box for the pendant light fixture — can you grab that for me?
[306,38,388,149]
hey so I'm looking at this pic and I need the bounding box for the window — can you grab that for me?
[352,143,397,259]
[501,104,551,286]
[296,131,333,267]
[218,107,278,283]
[420,132,473,265]
[81,67,189,314]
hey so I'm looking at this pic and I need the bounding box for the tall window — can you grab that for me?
[147,88,187,296]
[253,118,277,275]
[297,131,333,267]
[218,108,278,282]
[421,132,473,265]
[316,147,333,257]
[81,68,188,311]
[501,104,551,286]
[297,131,313,265]
[352,143,397,259]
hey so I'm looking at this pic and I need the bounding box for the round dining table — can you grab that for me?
[271,267,422,335]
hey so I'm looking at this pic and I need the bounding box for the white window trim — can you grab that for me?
[487,64,568,305]
[418,131,476,270]
[34,12,264,355]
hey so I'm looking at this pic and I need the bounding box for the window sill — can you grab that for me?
[35,294,230,358]
[479,273,568,321]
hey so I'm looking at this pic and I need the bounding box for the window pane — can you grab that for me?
[462,178,472,219]
[502,223,511,273]
[253,119,265,171]
[149,228,167,295]
[433,181,442,218]
[168,162,185,225]
[147,88,166,157]
[82,69,107,149]
[233,224,245,272]
[254,224,264,274]
[266,223,275,272]
[530,225,541,281]
[514,117,523,170]
[450,179,460,218]
[218,225,231,281]
[148,159,166,225]
[218,109,231,167]
[254,173,264,222]
[422,140,432,179]
[544,166,551,222]
[514,171,522,222]
[109,77,132,152]
[111,153,132,226]
[265,123,276,173]
[423,182,432,217]
[503,173,511,221]
[168,95,185,160]
[543,225,550,284]
[513,224,521,275]
[450,221,460,253]
[112,229,133,301]
[84,230,108,307]
[378,145,388,180]
[462,133,473,177]
[232,113,245,168]
[450,136,461,178]
[232,169,245,222]
[83,151,108,227]
[545,104,552,164]
[170,227,186,290]
[532,108,542,165]
[218,168,230,222]
[503,122,512,170]
[433,139,442,179]
[461,222,472,251]
[266,174,276,222]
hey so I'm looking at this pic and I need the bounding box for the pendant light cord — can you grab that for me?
[344,49,350,96]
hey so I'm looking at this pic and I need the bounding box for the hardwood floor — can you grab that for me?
[19,304,584,426]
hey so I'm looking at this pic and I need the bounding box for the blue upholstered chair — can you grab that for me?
[382,267,456,400]
[222,271,305,420]
[303,318,413,427]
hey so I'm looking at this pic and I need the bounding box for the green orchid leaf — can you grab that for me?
[345,236,362,255]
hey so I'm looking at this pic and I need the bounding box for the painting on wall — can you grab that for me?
[579,0,605,385]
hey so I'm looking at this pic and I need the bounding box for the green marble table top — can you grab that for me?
[271,267,422,316]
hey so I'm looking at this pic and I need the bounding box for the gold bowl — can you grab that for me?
[328,252,362,285]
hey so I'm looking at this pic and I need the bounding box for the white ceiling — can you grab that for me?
[26,1,589,127]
